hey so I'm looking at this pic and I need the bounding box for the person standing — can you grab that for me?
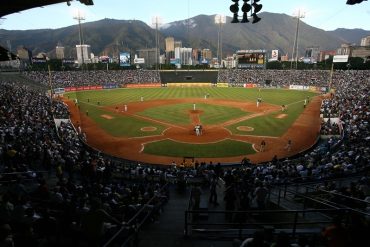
[209,175,220,206]
[193,103,196,111]
[124,105,127,112]
[284,139,292,152]
[304,98,307,108]
[260,140,266,152]
[253,181,268,210]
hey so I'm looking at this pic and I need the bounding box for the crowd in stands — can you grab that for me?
[1,68,369,246]
[24,70,161,88]
[218,69,331,87]
[0,80,167,246]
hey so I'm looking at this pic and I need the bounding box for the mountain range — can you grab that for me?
[0,12,369,59]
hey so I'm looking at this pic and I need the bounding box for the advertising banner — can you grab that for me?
[270,50,278,61]
[119,52,131,67]
[125,83,161,88]
[167,82,212,87]
[333,55,349,63]
[289,85,309,91]
[243,83,258,88]
[216,83,228,88]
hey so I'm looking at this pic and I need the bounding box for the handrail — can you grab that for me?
[103,182,169,247]
[271,185,370,218]
[184,208,350,238]
[0,170,48,176]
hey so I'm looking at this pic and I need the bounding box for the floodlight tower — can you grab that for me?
[74,10,86,69]
[290,9,305,69]
[215,15,226,68]
[152,16,162,71]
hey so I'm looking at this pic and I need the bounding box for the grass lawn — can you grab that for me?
[65,87,317,140]
[143,139,256,158]
[137,103,249,125]
[66,88,317,106]
[78,102,166,137]
[227,101,306,136]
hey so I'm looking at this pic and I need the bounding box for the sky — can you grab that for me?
[1,0,369,31]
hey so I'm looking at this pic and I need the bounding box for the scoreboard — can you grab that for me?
[236,49,266,69]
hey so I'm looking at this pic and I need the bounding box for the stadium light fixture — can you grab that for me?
[229,0,262,24]
[346,0,367,4]
[79,0,94,6]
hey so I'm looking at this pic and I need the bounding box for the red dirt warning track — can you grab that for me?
[63,96,322,165]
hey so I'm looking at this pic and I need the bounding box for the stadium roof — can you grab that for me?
[0,0,93,18]
[0,46,17,61]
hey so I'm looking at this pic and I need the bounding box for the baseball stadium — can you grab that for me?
[1,1,370,247]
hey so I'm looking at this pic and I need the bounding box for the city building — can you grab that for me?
[17,46,32,63]
[303,46,320,63]
[360,36,370,47]
[336,43,352,56]
[202,49,212,61]
[56,45,65,59]
[318,50,336,62]
[76,44,91,64]
[174,41,182,49]
[175,47,192,65]
[137,48,156,69]
[165,37,175,52]
[336,43,370,60]
[192,49,202,65]
[280,54,289,62]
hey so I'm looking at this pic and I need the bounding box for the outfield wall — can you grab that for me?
[166,82,213,87]
[125,83,162,88]
[160,71,218,83]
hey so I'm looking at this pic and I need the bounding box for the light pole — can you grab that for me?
[152,16,162,71]
[74,10,85,70]
[290,9,305,70]
[215,15,226,68]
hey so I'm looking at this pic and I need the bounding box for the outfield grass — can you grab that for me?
[137,102,249,125]
[143,139,256,158]
[67,87,317,106]
[227,100,306,136]
[66,87,317,138]
[78,102,166,137]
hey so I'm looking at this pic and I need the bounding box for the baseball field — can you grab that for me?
[63,87,322,165]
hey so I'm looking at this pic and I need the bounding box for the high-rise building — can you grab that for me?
[304,46,320,63]
[175,47,192,65]
[202,49,212,61]
[137,48,156,69]
[76,44,91,64]
[174,41,182,49]
[165,37,175,52]
[360,36,370,47]
[192,49,201,65]
[56,46,65,59]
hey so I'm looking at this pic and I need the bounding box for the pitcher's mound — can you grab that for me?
[237,126,254,131]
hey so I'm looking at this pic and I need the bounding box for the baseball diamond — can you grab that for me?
[63,86,321,165]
